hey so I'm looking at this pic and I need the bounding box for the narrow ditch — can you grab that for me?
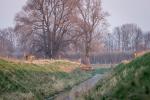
[46,74,105,100]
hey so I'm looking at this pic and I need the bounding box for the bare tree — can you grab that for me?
[144,32,150,49]
[15,0,79,58]
[75,0,106,67]
[113,27,122,51]
[0,29,14,57]
[113,24,143,52]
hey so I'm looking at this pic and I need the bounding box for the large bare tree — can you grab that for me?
[15,0,79,58]
[75,0,106,67]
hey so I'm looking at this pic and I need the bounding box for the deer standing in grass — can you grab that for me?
[24,53,35,63]
[134,50,150,58]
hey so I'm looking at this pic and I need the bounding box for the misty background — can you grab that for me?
[0,0,150,31]
[0,0,150,64]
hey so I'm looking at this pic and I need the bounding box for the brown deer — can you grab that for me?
[24,53,35,63]
[134,50,150,58]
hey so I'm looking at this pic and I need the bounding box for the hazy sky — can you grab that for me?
[0,0,27,29]
[0,0,150,32]
[102,0,150,32]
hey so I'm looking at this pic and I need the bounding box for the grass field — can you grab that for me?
[84,53,150,100]
[0,59,95,100]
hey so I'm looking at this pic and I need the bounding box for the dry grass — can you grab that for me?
[0,58,92,100]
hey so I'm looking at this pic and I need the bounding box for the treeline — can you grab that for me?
[64,52,133,64]
[90,52,134,64]
[66,24,150,64]
[1,1,150,65]
[0,28,16,57]
[105,24,150,52]
[95,23,150,64]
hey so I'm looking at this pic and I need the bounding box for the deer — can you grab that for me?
[134,50,150,58]
[24,53,35,63]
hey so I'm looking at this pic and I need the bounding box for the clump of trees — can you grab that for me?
[15,0,79,58]
[14,0,106,66]
[105,23,150,53]
[92,23,150,64]
[2,0,150,65]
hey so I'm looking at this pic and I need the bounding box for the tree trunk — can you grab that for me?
[81,42,91,68]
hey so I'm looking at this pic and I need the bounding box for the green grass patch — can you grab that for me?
[84,53,150,100]
[0,59,93,100]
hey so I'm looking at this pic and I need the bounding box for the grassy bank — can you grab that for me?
[0,59,93,100]
[84,53,150,100]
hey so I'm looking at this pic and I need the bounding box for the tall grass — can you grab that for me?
[0,59,92,100]
[84,53,150,100]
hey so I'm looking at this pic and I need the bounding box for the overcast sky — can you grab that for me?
[0,0,150,32]
[0,0,27,29]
